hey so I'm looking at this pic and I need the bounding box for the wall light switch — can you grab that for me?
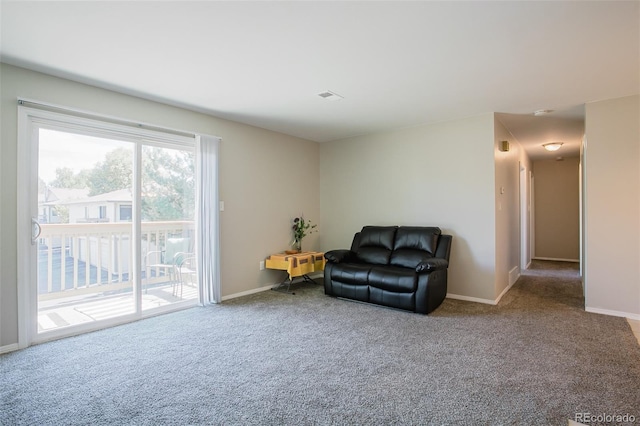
[259,261,265,271]
[219,201,225,211]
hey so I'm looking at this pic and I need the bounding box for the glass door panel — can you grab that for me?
[141,144,197,310]
[37,128,135,333]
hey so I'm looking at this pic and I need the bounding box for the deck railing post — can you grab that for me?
[37,221,192,300]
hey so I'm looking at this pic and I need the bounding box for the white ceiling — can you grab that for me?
[1,1,638,161]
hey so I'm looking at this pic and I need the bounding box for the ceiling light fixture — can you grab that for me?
[534,109,554,116]
[317,91,344,101]
[543,142,564,151]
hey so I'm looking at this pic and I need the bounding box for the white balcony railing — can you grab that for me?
[38,221,194,301]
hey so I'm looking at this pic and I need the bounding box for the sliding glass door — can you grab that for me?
[20,106,198,343]
[140,144,197,311]
[37,129,137,332]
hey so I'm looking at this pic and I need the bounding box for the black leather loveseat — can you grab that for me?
[324,226,452,314]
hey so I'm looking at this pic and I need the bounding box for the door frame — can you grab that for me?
[519,164,528,271]
[17,103,198,348]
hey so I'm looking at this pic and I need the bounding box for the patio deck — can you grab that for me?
[36,221,197,333]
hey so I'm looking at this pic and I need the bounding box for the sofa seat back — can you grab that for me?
[354,226,398,265]
[389,226,441,269]
[353,226,442,270]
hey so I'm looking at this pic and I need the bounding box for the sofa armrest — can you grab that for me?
[325,249,355,264]
[416,258,449,273]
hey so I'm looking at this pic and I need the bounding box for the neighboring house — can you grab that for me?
[37,188,133,275]
[38,187,89,224]
[38,188,132,224]
[64,189,132,224]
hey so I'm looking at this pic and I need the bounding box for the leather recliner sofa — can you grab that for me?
[324,226,452,314]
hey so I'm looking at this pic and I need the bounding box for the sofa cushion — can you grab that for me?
[368,266,416,293]
[390,227,441,268]
[328,263,371,285]
[355,226,397,265]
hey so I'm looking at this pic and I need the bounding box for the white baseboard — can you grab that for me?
[447,267,520,306]
[0,343,19,354]
[508,266,520,287]
[533,257,579,263]
[494,269,519,305]
[221,272,324,302]
[221,285,273,301]
[446,293,497,305]
[586,306,640,321]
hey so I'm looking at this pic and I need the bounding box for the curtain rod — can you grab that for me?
[17,98,198,139]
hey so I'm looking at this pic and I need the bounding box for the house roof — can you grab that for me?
[1,1,638,160]
[39,188,90,205]
[43,189,132,206]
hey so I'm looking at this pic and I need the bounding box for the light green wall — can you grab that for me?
[319,114,498,301]
[0,64,320,347]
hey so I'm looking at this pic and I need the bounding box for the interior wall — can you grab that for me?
[532,157,580,261]
[319,113,497,302]
[584,94,640,317]
[521,157,534,271]
[0,64,320,348]
[493,118,526,298]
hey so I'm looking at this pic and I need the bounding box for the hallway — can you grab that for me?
[525,259,640,345]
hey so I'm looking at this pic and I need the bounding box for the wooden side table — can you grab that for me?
[265,251,325,294]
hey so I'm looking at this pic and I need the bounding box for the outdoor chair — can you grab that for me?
[144,237,192,291]
[175,255,197,299]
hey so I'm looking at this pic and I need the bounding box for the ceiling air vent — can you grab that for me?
[317,91,344,101]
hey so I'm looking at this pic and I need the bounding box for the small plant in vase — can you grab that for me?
[291,216,317,253]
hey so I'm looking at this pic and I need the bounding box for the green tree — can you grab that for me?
[87,148,132,196]
[38,177,47,194]
[141,147,194,221]
[50,167,90,189]
[41,146,194,222]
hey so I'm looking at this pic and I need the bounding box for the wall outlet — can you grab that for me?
[259,261,265,271]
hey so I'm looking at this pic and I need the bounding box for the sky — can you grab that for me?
[38,128,131,184]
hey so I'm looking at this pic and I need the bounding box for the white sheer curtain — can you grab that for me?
[196,134,221,304]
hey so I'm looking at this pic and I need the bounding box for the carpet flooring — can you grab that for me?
[1,260,639,425]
